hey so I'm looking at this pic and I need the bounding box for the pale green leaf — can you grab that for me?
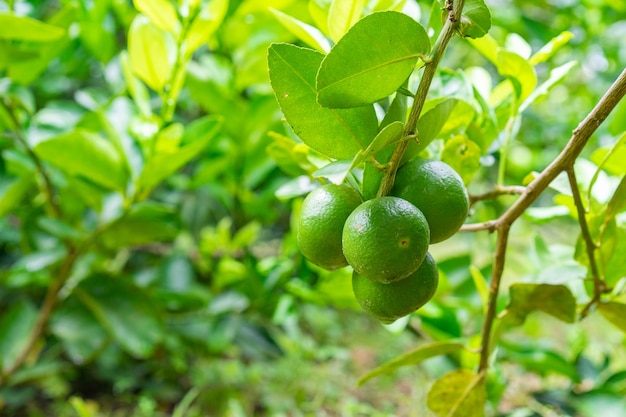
[441,135,481,184]
[469,265,488,312]
[316,11,430,108]
[505,283,577,326]
[598,303,626,334]
[605,176,626,223]
[0,300,38,373]
[267,43,378,159]
[270,8,331,53]
[312,160,353,184]
[458,0,491,39]
[128,15,173,91]
[33,129,127,191]
[468,34,499,65]
[327,0,364,42]
[186,0,229,53]
[133,0,180,34]
[354,121,404,166]
[590,132,626,177]
[529,31,574,66]
[358,341,465,386]
[427,369,486,417]
[497,50,537,102]
[520,61,577,112]
[0,13,65,42]
[120,51,152,118]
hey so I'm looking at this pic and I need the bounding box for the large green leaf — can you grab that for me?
[267,43,378,159]
[0,300,38,373]
[0,175,33,217]
[427,369,486,417]
[458,0,491,39]
[33,128,127,192]
[0,13,65,42]
[358,341,465,386]
[505,283,577,326]
[75,275,163,358]
[100,203,180,248]
[128,15,173,91]
[316,11,430,108]
[598,302,626,334]
[138,116,222,196]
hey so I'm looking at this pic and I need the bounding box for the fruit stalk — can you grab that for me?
[376,0,466,198]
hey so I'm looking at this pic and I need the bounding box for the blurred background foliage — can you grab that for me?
[0,0,625,416]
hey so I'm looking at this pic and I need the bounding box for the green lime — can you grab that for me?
[392,158,469,244]
[297,183,362,270]
[352,252,439,324]
[342,196,430,283]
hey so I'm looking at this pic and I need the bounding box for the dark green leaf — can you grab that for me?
[505,283,577,326]
[605,176,626,224]
[100,203,179,248]
[427,369,486,417]
[0,175,33,217]
[358,341,465,386]
[458,0,492,39]
[75,275,163,358]
[33,128,127,192]
[268,43,378,159]
[0,300,38,373]
[316,11,430,108]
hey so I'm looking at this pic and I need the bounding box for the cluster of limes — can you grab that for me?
[297,158,469,324]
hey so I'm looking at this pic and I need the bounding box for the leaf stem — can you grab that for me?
[376,0,466,197]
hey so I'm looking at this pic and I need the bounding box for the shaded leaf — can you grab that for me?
[427,369,486,417]
[267,43,378,159]
[128,15,173,91]
[327,0,364,42]
[358,341,464,386]
[458,0,491,39]
[501,342,581,382]
[0,300,38,373]
[0,175,33,217]
[0,13,65,42]
[33,128,127,192]
[270,8,331,53]
[598,302,626,334]
[505,283,576,326]
[75,275,163,358]
[317,11,430,108]
[100,203,180,248]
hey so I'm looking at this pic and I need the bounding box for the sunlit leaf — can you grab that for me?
[505,283,576,326]
[128,15,173,91]
[133,0,180,35]
[267,43,378,159]
[270,8,331,53]
[186,0,229,53]
[598,302,626,334]
[0,13,65,42]
[327,0,364,42]
[529,31,574,66]
[458,0,491,39]
[358,341,465,386]
[520,61,577,112]
[317,11,430,108]
[441,135,481,184]
[427,369,486,417]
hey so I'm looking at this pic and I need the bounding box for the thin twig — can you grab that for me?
[460,221,498,233]
[469,185,526,206]
[476,67,626,373]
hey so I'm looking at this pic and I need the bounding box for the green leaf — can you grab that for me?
[0,175,33,217]
[520,61,577,112]
[469,265,489,312]
[0,299,38,373]
[458,0,492,39]
[267,43,378,159]
[404,97,459,159]
[133,0,180,35]
[128,15,173,91]
[312,159,353,184]
[598,302,626,334]
[33,128,127,192]
[501,342,581,382]
[441,135,481,184]
[591,132,626,177]
[316,11,430,108]
[186,0,229,53]
[505,283,577,326]
[497,50,537,102]
[0,13,66,42]
[529,31,574,66]
[354,120,404,166]
[358,341,465,386]
[605,176,626,224]
[75,275,163,358]
[427,369,486,417]
[327,0,364,42]
[270,8,331,53]
[100,203,180,248]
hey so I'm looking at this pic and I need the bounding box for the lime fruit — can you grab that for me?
[297,184,362,270]
[391,158,469,244]
[342,196,430,283]
[352,252,439,324]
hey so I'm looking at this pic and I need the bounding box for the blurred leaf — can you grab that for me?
[270,8,331,53]
[427,369,486,417]
[598,302,626,334]
[591,132,626,177]
[75,275,163,358]
[0,13,65,41]
[501,343,581,382]
[458,0,491,39]
[100,203,179,248]
[605,176,626,224]
[469,265,488,312]
[0,299,38,373]
[133,0,180,35]
[505,283,576,326]
[529,31,574,66]
[441,135,481,184]
[267,43,378,159]
[0,175,33,217]
[186,0,229,52]
[520,61,577,112]
[327,0,364,42]
[139,116,221,196]
[497,51,537,102]
[358,341,465,386]
[128,15,173,91]
[316,11,430,108]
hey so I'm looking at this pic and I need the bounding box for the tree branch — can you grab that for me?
[469,185,526,206]
[476,67,626,373]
